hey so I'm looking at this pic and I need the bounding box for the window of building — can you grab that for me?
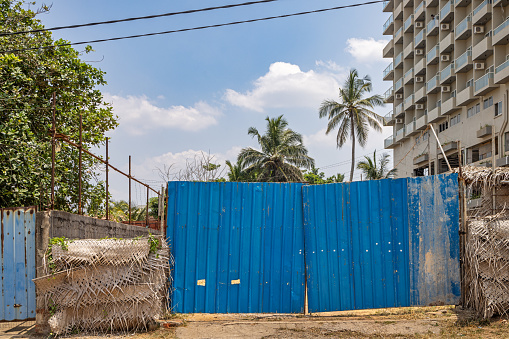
[495,101,503,117]
[486,65,494,74]
[505,132,509,153]
[466,78,474,88]
[483,96,493,109]
[450,113,461,127]
[467,103,481,118]
[415,131,429,145]
[438,121,449,133]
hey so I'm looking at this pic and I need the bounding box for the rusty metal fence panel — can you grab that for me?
[302,174,460,313]
[1,207,36,321]
[167,182,305,313]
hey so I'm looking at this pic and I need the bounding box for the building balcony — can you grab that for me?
[384,135,396,149]
[383,110,395,126]
[456,86,475,106]
[415,58,426,75]
[395,27,403,44]
[441,96,459,115]
[495,60,509,84]
[455,15,472,40]
[394,2,403,20]
[383,39,394,58]
[428,106,442,123]
[404,0,413,8]
[440,63,455,84]
[404,68,414,85]
[394,52,403,68]
[415,28,427,48]
[395,126,406,142]
[440,1,454,23]
[415,113,428,130]
[404,94,415,110]
[493,18,509,45]
[455,0,470,6]
[384,86,394,103]
[472,35,493,61]
[383,14,394,35]
[426,75,441,94]
[427,18,439,36]
[472,0,492,26]
[439,32,454,54]
[404,14,414,33]
[477,125,492,138]
[406,120,417,136]
[455,49,473,73]
[383,0,394,12]
[474,72,497,96]
[415,0,426,20]
[383,62,394,80]
[439,141,458,152]
[413,153,429,165]
[493,0,509,6]
[427,0,439,7]
[404,41,414,59]
[415,86,426,102]
[426,45,440,65]
[395,102,404,117]
[395,77,404,93]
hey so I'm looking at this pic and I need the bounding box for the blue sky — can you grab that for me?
[37,0,392,203]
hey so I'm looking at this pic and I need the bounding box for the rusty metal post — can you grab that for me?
[129,155,132,225]
[51,92,56,210]
[106,137,109,220]
[146,186,149,227]
[78,114,82,215]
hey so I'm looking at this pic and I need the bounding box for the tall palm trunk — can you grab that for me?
[350,113,355,182]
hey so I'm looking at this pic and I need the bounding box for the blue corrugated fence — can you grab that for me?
[1,207,36,321]
[167,174,461,314]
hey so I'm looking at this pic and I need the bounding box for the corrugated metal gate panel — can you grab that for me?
[167,182,305,313]
[1,207,36,321]
[408,174,461,306]
[303,174,460,313]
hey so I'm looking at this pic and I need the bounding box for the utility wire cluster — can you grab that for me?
[0,0,384,53]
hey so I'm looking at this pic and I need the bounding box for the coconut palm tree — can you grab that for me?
[356,151,397,180]
[319,69,385,182]
[239,115,314,182]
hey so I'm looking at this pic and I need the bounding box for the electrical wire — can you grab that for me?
[0,1,384,54]
[0,0,278,37]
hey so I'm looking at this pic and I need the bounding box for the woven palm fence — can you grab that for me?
[33,235,170,335]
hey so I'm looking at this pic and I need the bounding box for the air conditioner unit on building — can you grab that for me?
[415,21,424,28]
[396,118,404,124]
[441,23,450,31]
[442,85,451,92]
[395,93,403,99]
[474,26,485,34]
[474,62,485,70]
[415,49,424,55]
[416,76,424,82]
[441,55,450,62]
[416,103,425,109]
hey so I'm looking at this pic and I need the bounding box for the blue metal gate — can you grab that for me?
[1,207,37,321]
[302,174,460,313]
[167,182,305,313]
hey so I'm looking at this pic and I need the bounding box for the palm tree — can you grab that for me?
[319,69,385,182]
[356,151,397,180]
[239,115,314,182]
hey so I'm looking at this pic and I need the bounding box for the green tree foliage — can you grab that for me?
[225,158,258,182]
[356,151,397,180]
[238,115,314,182]
[0,1,118,212]
[303,166,344,184]
[319,69,384,182]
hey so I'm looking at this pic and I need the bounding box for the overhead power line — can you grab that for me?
[0,0,384,54]
[0,0,278,37]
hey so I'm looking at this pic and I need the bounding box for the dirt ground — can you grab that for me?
[3,305,509,338]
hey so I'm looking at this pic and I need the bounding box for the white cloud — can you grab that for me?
[224,62,346,112]
[345,38,389,64]
[304,128,338,149]
[104,93,221,135]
